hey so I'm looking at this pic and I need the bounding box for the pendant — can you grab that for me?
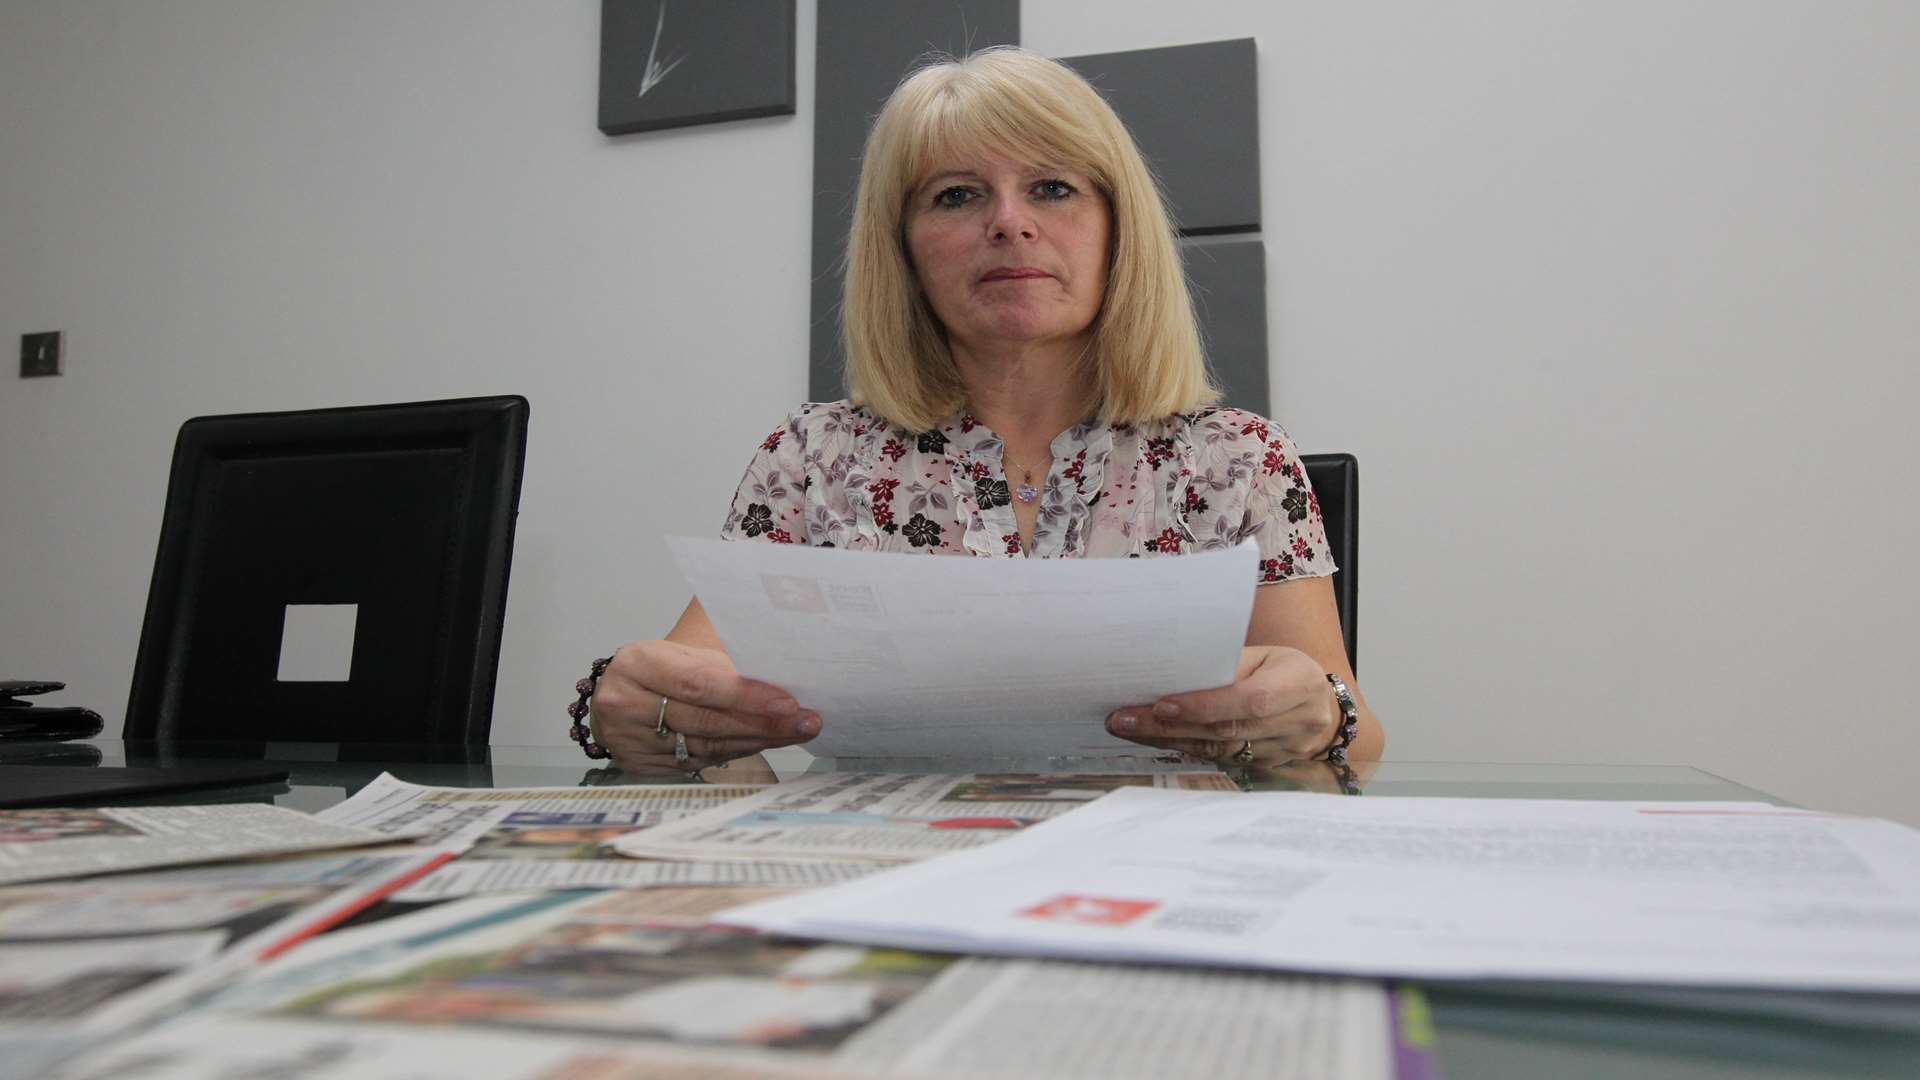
[1015,484,1039,503]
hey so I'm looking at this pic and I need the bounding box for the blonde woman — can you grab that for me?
[578,48,1380,775]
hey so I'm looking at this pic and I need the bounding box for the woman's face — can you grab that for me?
[902,154,1111,358]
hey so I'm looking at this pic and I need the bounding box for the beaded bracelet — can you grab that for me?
[1324,757,1362,795]
[567,654,616,760]
[1320,673,1358,766]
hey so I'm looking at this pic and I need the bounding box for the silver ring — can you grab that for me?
[1231,740,1255,763]
[673,731,689,764]
[656,695,672,738]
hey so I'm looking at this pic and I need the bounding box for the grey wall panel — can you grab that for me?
[1061,38,1260,236]
[808,0,1021,402]
[597,0,796,136]
[1182,235,1270,415]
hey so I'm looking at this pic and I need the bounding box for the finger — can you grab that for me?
[614,641,819,741]
[632,640,804,720]
[680,735,787,762]
[1116,734,1240,762]
[1133,662,1323,743]
[1106,704,1265,744]
[613,733,785,767]
[658,698,822,745]
[606,742,753,776]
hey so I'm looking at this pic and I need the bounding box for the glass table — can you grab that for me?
[3,739,1913,1078]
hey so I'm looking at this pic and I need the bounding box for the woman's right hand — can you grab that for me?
[588,640,821,774]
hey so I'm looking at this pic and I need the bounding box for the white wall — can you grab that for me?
[3,1,1916,823]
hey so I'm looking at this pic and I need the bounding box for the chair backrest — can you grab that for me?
[1301,453,1358,673]
[124,396,529,744]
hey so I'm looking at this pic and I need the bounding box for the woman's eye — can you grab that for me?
[1035,179,1076,200]
[933,186,976,209]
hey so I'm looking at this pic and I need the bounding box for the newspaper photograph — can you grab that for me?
[0,803,410,887]
[0,850,444,1079]
[313,773,858,900]
[50,887,1416,1080]
[612,771,1242,864]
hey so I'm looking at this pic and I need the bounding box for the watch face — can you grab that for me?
[0,681,65,699]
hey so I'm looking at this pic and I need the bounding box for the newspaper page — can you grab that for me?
[312,773,875,900]
[724,788,1920,992]
[49,888,1423,1080]
[0,803,408,886]
[0,850,443,1080]
[671,537,1258,758]
[613,771,1242,864]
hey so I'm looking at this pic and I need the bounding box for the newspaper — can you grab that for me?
[724,788,1920,992]
[48,889,1425,1080]
[0,850,444,1079]
[313,773,875,900]
[613,771,1241,864]
[0,803,408,886]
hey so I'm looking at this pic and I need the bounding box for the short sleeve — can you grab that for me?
[719,413,811,546]
[1242,423,1338,584]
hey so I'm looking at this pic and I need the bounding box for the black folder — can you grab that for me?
[0,764,291,809]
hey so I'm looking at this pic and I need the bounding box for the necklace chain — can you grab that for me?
[1000,448,1042,481]
[1000,447,1045,505]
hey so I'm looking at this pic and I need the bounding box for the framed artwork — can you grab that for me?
[598,0,796,136]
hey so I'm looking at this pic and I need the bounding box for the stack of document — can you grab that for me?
[721,787,1920,992]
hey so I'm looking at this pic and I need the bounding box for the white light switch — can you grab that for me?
[277,604,358,682]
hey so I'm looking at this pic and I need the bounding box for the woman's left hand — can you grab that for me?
[1106,646,1337,765]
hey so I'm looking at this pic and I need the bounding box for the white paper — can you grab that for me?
[723,789,1920,992]
[614,771,1241,865]
[669,537,1258,758]
[0,804,407,886]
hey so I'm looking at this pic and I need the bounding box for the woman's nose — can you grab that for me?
[987,195,1037,242]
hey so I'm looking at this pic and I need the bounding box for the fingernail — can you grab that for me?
[1110,713,1137,733]
[1153,701,1181,719]
[797,714,820,736]
[769,698,800,718]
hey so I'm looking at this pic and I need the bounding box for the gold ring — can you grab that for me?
[656,694,672,737]
[1231,741,1255,763]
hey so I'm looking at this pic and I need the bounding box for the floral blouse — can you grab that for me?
[719,400,1337,585]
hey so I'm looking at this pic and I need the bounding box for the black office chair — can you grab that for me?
[1301,453,1358,674]
[124,396,529,744]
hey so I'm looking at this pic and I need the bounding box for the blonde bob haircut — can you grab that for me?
[842,47,1219,433]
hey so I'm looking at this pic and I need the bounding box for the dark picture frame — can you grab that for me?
[598,0,797,136]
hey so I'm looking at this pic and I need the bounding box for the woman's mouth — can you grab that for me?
[980,267,1052,282]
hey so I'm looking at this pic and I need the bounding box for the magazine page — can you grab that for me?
[613,771,1241,864]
